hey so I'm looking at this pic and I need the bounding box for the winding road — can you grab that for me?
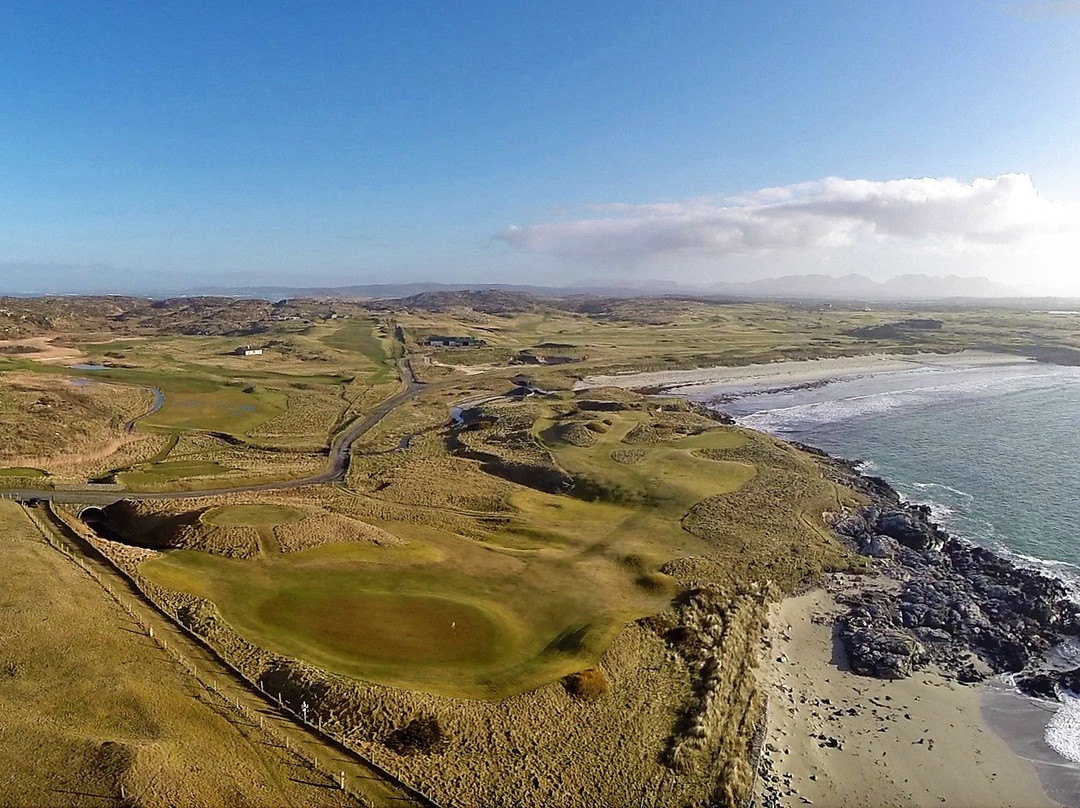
[4,356,427,506]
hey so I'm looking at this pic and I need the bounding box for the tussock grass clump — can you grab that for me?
[562,667,610,701]
[451,403,573,494]
[610,448,648,465]
[661,583,774,807]
[352,451,517,513]
[574,386,641,407]
[248,386,345,443]
[678,435,856,591]
[549,421,598,447]
[275,511,401,553]
[621,409,717,445]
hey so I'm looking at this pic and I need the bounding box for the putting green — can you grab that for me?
[258,590,501,665]
[140,540,538,696]
[203,503,306,526]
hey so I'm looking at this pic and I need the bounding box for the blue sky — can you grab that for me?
[2,1,1079,293]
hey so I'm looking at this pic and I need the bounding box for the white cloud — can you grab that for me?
[500,173,1076,261]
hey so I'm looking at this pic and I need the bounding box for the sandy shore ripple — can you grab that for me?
[753,582,1061,808]
[578,351,1030,395]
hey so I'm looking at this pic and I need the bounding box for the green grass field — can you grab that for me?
[141,536,536,697]
[0,467,46,477]
[117,460,230,487]
[321,319,391,370]
[142,385,287,433]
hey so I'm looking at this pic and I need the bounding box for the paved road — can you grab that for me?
[4,357,426,505]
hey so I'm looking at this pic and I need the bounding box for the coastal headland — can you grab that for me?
[582,349,1080,807]
[5,294,1080,805]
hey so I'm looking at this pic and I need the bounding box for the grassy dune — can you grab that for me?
[138,396,854,703]
[0,501,358,808]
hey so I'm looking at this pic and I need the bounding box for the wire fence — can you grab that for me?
[25,502,443,808]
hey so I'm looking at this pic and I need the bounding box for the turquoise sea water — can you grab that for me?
[696,358,1080,768]
[698,360,1080,591]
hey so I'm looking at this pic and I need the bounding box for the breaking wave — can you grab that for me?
[1046,692,1080,765]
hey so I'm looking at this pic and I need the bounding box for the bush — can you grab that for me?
[563,668,609,701]
[385,715,447,755]
[570,473,644,504]
[635,571,676,594]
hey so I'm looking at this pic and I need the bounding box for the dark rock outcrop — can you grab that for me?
[1017,667,1080,700]
[828,498,1080,685]
[839,590,927,679]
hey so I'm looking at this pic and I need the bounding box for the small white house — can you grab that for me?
[236,346,264,356]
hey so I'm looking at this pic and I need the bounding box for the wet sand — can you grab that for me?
[983,686,1080,807]
[579,350,1029,395]
[753,583,1064,807]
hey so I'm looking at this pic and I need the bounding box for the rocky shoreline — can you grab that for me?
[801,441,1080,703]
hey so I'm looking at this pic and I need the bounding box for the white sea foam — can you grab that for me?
[924,501,956,522]
[909,481,975,501]
[730,365,1076,434]
[1045,692,1080,764]
[992,546,1080,603]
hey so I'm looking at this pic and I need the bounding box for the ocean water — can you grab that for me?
[692,359,1080,761]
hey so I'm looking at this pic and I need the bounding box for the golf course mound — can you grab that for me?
[200,503,308,556]
[275,511,402,553]
[543,420,600,447]
[202,503,401,554]
[258,591,504,667]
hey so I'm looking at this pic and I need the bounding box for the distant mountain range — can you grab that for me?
[193,273,1020,302]
[704,273,1019,300]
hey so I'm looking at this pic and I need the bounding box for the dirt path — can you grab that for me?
[0,335,86,364]
[257,525,282,555]
[34,505,426,808]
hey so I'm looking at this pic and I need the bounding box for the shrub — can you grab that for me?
[563,667,609,701]
[385,715,447,755]
[635,571,676,594]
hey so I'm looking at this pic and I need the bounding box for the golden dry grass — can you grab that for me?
[0,500,360,808]
[0,372,161,481]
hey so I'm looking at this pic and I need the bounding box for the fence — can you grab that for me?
[29,503,443,808]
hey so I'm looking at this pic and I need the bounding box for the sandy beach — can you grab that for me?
[753,582,1065,808]
[578,350,1031,395]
